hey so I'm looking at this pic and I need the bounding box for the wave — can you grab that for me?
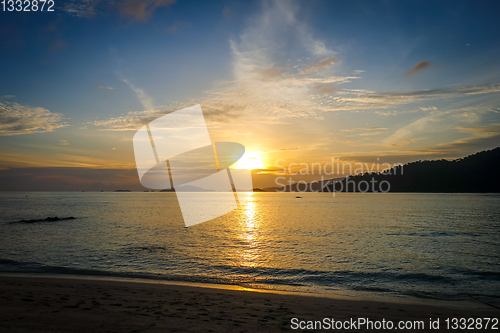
[1,258,498,301]
[386,231,482,237]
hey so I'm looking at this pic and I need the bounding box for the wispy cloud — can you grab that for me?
[390,131,500,158]
[97,84,114,90]
[63,0,176,20]
[64,0,103,17]
[457,123,500,137]
[329,83,500,111]
[341,127,388,133]
[301,57,337,74]
[311,83,337,95]
[59,139,70,146]
[92,73,168,131]
[94,109,162,131]
[117,0,176,21]
[0,101,65,136]
[383,107,496,146]
[404,61,432,76]
[117,75,154,111]
[96,0,356,130]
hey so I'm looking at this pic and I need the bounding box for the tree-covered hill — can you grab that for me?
[323,147,500,193]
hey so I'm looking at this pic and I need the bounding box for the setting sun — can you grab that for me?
[233,151,265,170]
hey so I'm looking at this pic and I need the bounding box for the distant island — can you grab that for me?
[323,147,500,193]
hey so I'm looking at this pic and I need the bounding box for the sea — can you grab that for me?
[0,192,498,306]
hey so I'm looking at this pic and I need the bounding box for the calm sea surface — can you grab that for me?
[0,192,498,304]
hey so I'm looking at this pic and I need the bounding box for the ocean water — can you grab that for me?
[0,192,498,305]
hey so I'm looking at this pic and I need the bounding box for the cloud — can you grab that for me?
[59,140,70,146]
[259,66,286,79]
[197,1,352,121]
[382,107,500,147]
[94,108,163,131]
[118,0,176,21]
[390,131,500,159]
[433,132,500,152]
[341,127,388,133]
[64,0,104,17]
[328,83,500,111]
[375,106,437,117]
[384,112,461,144]
[404,61,431,76]
[302,57,337,74]
[359,131,384,136]
[0,101,65,136]
[339,140,381,147]
[96,83,114,90]
[93,74,173,130]
[311,83,337,95]
[117,75,154,110]
[96,0,356,131]
[456,123,500,137]
[339,127,389,144]
[63,0,176,20]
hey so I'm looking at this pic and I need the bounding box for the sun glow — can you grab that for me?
[233,151,265,170]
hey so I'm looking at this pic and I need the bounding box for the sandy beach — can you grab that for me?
[0,275,498,332]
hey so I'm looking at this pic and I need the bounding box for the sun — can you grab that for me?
[233,151,265,170]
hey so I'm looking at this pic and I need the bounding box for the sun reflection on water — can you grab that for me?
[237,192,261,268]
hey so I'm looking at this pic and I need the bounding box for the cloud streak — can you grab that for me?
[117,75,154,111]
[328,83,500,111]
[0,101,65,136]
[404,61,432,76]
[63,0,176,20]
[302,57,338,74]
[118,0,176,21]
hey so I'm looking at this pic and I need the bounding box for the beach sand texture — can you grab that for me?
[0,275,498,332]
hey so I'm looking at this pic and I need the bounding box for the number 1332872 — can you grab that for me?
[2,0,55,12]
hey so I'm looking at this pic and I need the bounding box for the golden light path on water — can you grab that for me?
[237,192,261,268]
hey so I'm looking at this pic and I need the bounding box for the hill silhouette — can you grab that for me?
[323,147,500,193]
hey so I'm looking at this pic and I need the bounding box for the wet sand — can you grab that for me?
[0,275,498,332]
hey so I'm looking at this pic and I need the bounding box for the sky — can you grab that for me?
[1,0,500,190]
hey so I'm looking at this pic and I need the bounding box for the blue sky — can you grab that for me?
[1,0,499,189]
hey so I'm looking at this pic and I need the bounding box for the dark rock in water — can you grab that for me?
[14,216,75,224]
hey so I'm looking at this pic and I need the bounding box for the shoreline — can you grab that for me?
[0,272,494,309]
[0,274,498,332]
[0,272,494,310]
